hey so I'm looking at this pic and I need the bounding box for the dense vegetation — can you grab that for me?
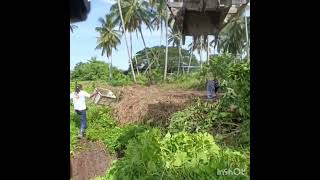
[132,46,199,73]
[71,0,250,178]
[70,54,250,179]
[71,46,201,86]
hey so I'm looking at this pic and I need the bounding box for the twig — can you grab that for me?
[220,122,240,127]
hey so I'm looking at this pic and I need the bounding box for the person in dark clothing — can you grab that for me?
[207,79,219,100]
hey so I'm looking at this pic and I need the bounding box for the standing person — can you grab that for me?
[206,75,219,100]
[70,84,98,138]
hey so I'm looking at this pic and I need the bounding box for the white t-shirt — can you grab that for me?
[70,91,90,110]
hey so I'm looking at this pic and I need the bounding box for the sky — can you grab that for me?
[70,0,207,71]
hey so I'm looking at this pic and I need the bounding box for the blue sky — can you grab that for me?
[70,0,215,70]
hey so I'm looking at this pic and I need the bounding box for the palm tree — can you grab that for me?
[95,15,121,80]
[150,0,166,46]
[187,41,193,73]
[211,5,249,59]
[201,35,214,65]
[117,0,136,82]
[206,35,210,64]
[168,22,182,74]
[218,18,246,57]
[164,3,169,80]
[110,0,154,75]
[189,35,204,70]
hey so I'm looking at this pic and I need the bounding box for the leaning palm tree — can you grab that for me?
[110,0,154,75]
[95,15,121,80]
[117,0,136,82]
[124,0,155,73]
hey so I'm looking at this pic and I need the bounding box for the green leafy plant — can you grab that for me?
[99,130,249,180]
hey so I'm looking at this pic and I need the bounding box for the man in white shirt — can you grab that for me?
[70,84,98,138]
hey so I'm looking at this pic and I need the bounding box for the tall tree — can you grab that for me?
[117,0,136,82]
[150,0,166,46]
[187,41,193,73]
[95,15,121,80]
[110,0,154,74]
[164,3,168,80]
[168,21,182,74]
[211,6,250,59]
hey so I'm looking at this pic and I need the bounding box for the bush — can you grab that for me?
[164,72,203,90]
[99,130,249,180]
[71,58,110,81]
[70,118,79,154]
[70,104,148,153]
[167,54,250,148]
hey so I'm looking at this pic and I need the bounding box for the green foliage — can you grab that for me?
[95,14,121,58]
[70,111,79,154]
[135,74,149,86]
[71,57,125,82]
[163,72,203,90]
[71,104,148,154]
[216,15,249,57]
[108,72,133,86]
[99,130,249,180]
[70,46,201,87]
[70,53,250,179]
[133,46,199,74]
[202,53,249,119]
[168,54,250,148]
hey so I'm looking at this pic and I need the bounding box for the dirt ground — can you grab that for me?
[71,139,114,180]
[107,85,206,124]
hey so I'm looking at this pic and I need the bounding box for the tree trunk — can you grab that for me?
[164,6,168,80]
[130,32,140,75]
[177,39,181,75]
[130,32,133,65]
[139,28,152,74]
[200,36,203,70]
[188,41,193,73]
[207,35,210,65]
[109,55,113,80]
[134,55,140,75]
[160,21,163,46]
[117,0,136,82]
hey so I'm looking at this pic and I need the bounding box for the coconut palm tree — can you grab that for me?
[117,0,136,82]
[164,2,169,80]
[211,5,249,59]
[150,0,166,46]
[187,41,193,73]
[218,18,246,57]
[95,15,121,80]
[109,0,154,74]
[148,0,168,79]
[168,22,182,74]
[189,35,204,69]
